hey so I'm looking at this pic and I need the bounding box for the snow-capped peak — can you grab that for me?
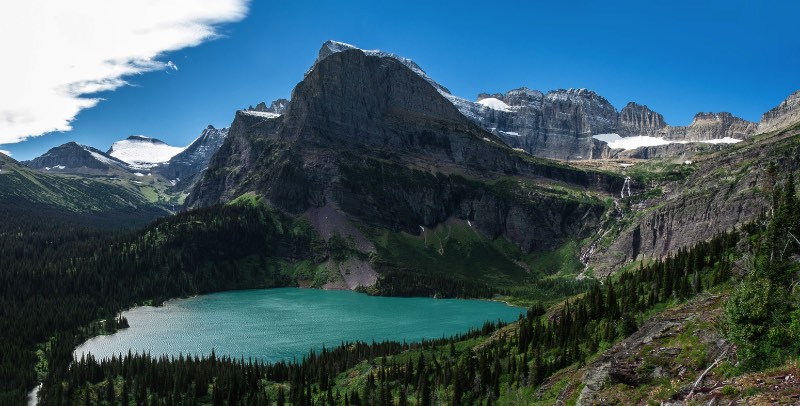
[108,136,185,169]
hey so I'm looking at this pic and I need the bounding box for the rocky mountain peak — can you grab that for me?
[685,112,756,140]
[758,89,800,133]
[159,126,229,188]
[478,88,544,107]
[248,99,290,116]
[617,102,667,137]
[189,41,625,254]
[312,40,452,95]
[285,45,478,148]
[24,141,128,174]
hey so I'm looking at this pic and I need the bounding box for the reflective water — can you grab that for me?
[75,288,523,363]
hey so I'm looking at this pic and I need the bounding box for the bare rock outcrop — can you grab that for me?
[617,102,667,137]
[758,90,800,133]
[665,112,757,141]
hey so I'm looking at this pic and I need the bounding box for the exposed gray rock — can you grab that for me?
[591,123,800,274]
[464,88,618,160]
[157,125,228,190]
[665,112,757,141]
[615,142,725,160]
[189,43,626,253]
[248,98,290,115]
[305,41,760,161]
[617,102,667,137]
[462,91,755,159]
[758,90,800,133]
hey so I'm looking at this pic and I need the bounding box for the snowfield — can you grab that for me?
[109,137,185,168]
[593,133,743,150]
[593,133,672,149]
[241,110,281,119]
[477,97,511,112]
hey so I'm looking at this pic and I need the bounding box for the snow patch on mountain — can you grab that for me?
[593,133,743,150]
[109,136,185,169]
[477,97,511,112]
[241,110,281,119]
[701,137,742,145]
[593,133,672,149]
[86,149,116,166]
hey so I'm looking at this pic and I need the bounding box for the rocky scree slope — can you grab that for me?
[188,43,628,254]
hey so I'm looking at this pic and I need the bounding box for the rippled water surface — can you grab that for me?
[75,288,524,363]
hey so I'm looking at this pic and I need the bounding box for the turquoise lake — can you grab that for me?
[74,288,524,363]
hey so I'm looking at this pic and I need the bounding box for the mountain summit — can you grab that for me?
[189,40,623,254]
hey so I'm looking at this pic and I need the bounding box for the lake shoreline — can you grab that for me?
[73,287,525,364]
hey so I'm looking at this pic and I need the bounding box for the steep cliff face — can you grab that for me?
[189,44,626,252]
[665,112,757,141]
[248,98,290,115]
[615,142,724,160]
[157,125,228,189]
[617,102,667,137]
[463,88,618,160]
[758,90,800,133]
[590,123,800,274]
[463,90,756,159]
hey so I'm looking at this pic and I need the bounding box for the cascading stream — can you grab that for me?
[621,176,632,198]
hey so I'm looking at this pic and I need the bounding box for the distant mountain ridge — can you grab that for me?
[24,142,130,176]
[24,126,229,194]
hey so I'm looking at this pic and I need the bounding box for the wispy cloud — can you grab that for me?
[0,150,10,157]
[0,0,249,144]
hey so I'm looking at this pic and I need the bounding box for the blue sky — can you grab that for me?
[3,0,799,160]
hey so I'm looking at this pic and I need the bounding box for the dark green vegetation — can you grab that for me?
[37,225,741,405]
[0,198,321,403]
[724,169,800,370]
[370,223,590,304]
[6,164,800,405]
[0,154,170,227]
[1,193,586,404]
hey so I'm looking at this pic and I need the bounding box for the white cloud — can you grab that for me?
[0,150,10,157]
[166,61,179,71]
[0,0,249,144]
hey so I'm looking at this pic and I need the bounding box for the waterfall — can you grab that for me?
[620,176,631,198]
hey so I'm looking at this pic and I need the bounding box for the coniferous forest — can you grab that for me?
[3,173,800,405]
[36,227,742,405]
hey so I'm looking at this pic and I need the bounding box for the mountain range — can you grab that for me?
[5,39,800,405]
[8,40,800,259]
